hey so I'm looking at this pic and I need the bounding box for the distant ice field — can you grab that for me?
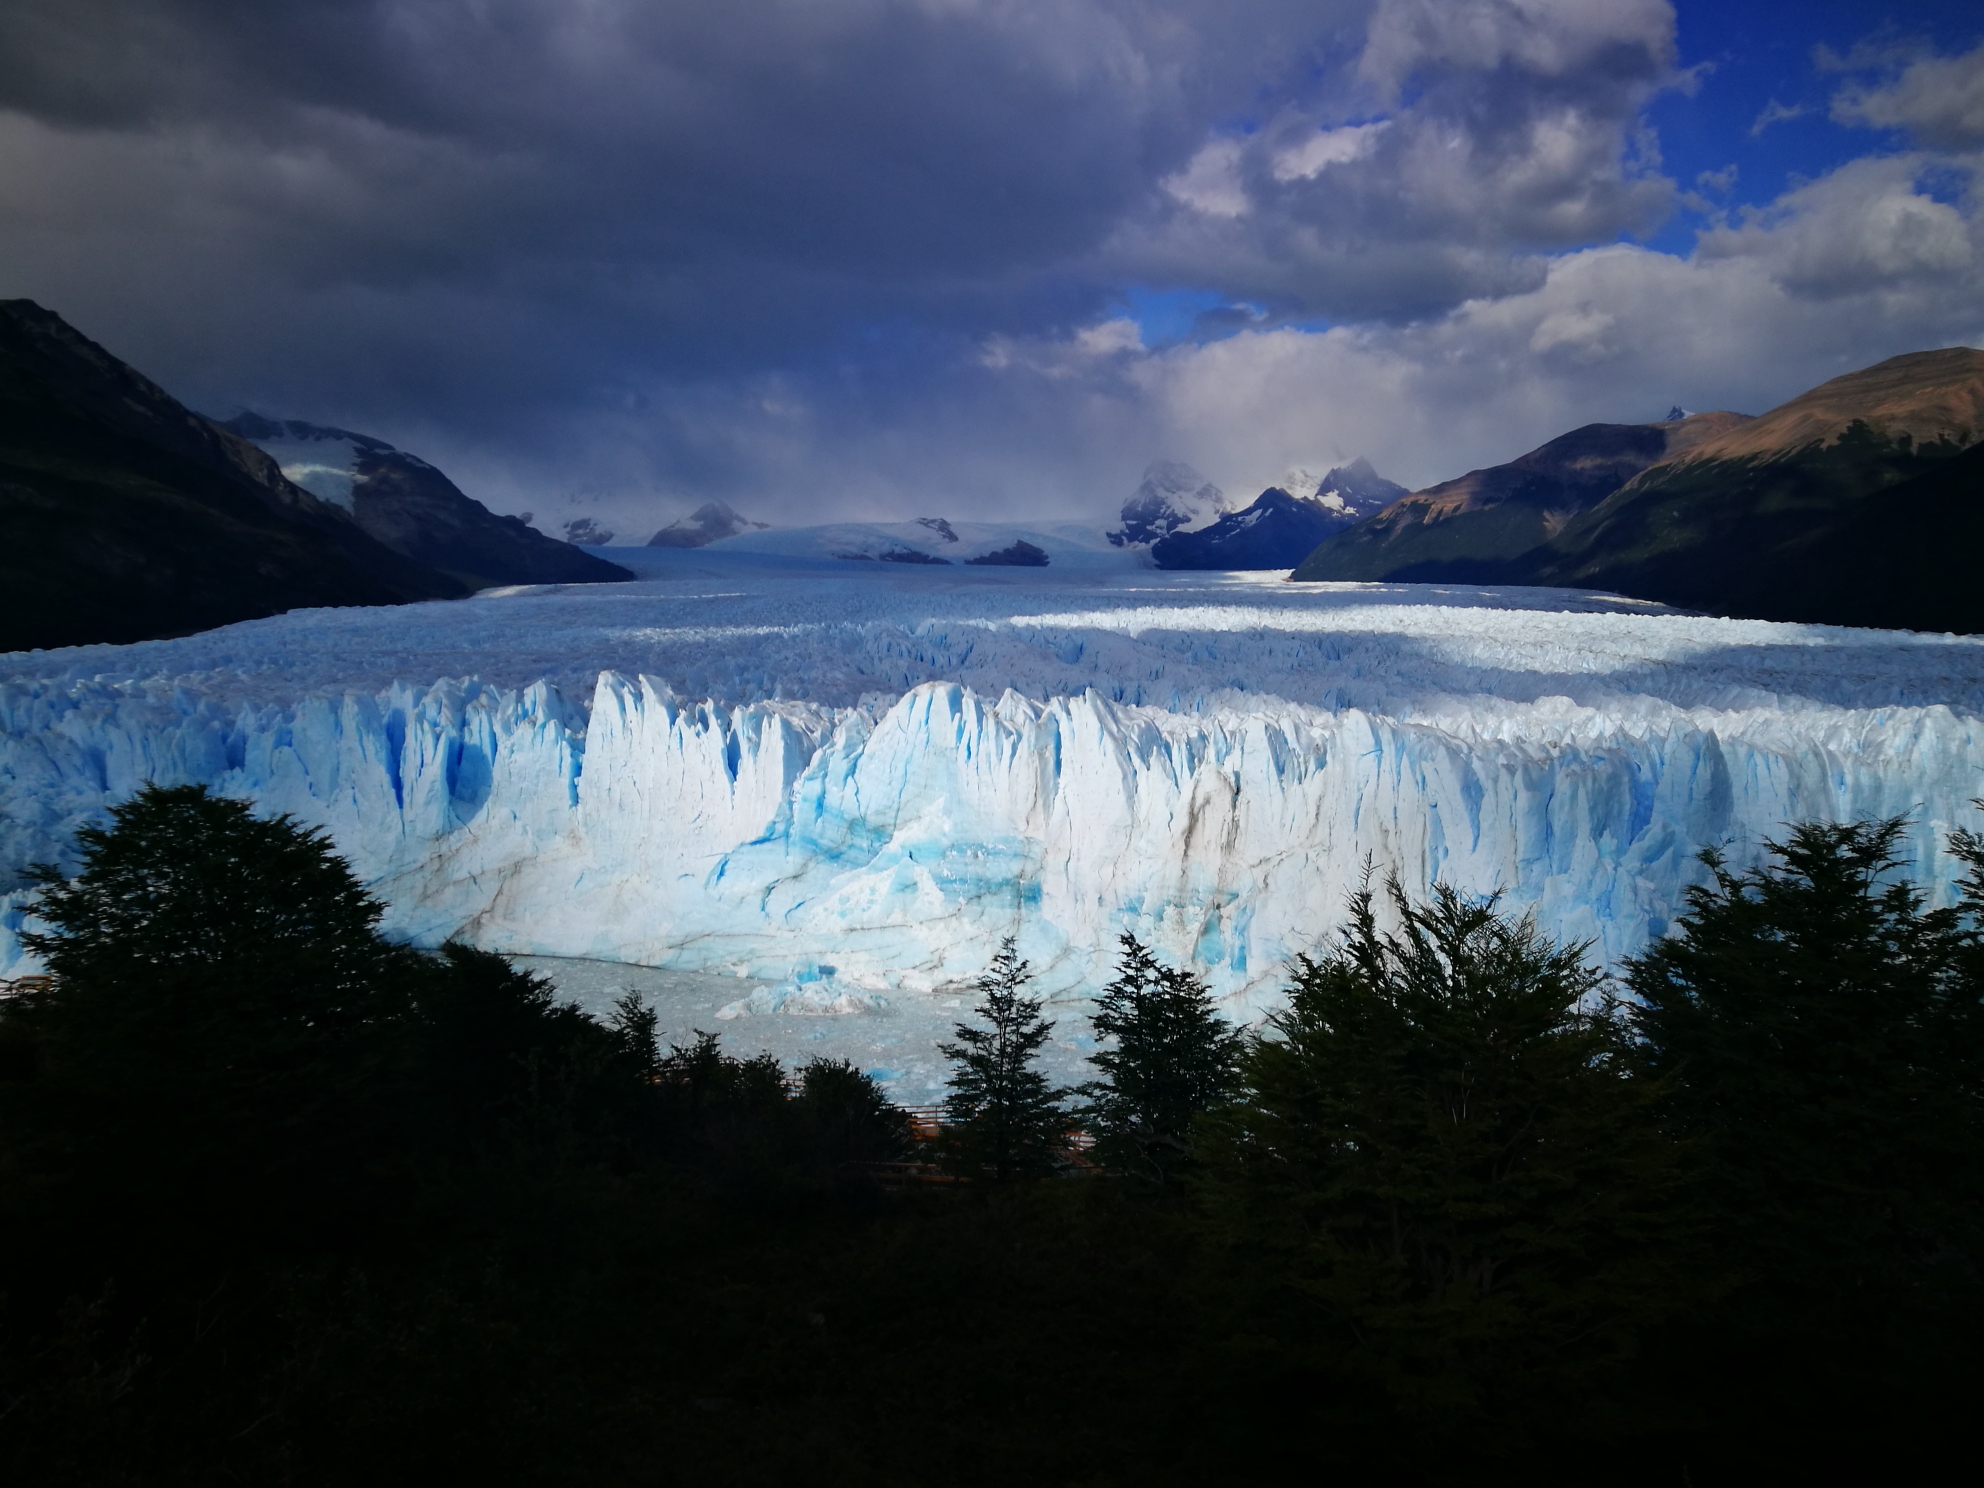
[6,548,1984,1038]
[6,546,1977,716]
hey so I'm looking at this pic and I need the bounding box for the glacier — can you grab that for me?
[5,547,1984,1017]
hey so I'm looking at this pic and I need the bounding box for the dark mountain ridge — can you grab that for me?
[0,300,465,653]
[1305,457,1408,517]
[1292,412,1750,583]
[1153,465,1401,571]
[647,502,770,548]
[1292,346,1984,633]
[219,413,631,590]
[1517,348,1984,628]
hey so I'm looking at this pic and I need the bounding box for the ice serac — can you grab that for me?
[6,665,1979,1014]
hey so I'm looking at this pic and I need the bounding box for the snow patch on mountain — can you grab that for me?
[219,414,435,515]
[564,517,616,546]
[1289,458,1408,518]
[254,437,366,511]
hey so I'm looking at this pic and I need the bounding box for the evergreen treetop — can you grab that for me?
[1195,876,1683,1430]
[937,938,1068,1181]
[1078,932,1243,1182]
[1627,818,1984,1299]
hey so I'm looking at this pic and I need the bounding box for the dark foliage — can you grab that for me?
[1077,933,1243,1182]
[795,1056,915,1167]
[412,943,654,1167]
[1625,819,1984,1462]
[7,785,424,1256]
[6,788,1984,1482]
[937,938,1069,1181]
[1195,877,1686,1448]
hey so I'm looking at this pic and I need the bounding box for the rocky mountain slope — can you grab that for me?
[1292,413,1749,583]
[0,300,465,653]
[1517,348,1984,629]
[220,414,630,590]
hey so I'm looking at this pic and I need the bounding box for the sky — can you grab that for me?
[3,1,1981,534]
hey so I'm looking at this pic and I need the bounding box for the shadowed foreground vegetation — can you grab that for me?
[3,786,1982,1484]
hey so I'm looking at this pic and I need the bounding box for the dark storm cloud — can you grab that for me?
[1117,0,1682,320]
[6,2,1974,528]
[0,2,1343,343]
[0,0,1384,511]
[0,0,1676,344]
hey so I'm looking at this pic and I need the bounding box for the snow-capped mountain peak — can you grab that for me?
[1107,459,1228,547]
[1300,457,1407,518]
[217,410,630,589]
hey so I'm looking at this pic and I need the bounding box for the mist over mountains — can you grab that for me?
[1100,457,1407,571]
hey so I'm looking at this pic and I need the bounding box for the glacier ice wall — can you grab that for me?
[7,623,1982,1012]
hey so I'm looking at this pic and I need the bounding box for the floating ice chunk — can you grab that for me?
[716,969,892,1019]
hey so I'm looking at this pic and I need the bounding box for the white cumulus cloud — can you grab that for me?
[1832,41,1984,150]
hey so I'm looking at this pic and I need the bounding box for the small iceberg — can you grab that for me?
[716,965,891,1019]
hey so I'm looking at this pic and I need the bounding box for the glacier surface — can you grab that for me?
[5,547,1984,1020]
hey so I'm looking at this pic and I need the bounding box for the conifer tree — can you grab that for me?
[608,991,664,1081]
[1078,933,1243,1182]
[1629,820,1983,1290]
[938,938,1068,1181]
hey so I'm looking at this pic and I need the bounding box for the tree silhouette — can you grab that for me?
[1197,876,1681,1433]
[796,1057,914,1166]
[1078,933,1243,1182]
[1627,819,1984,1440]
[10,784,421,1242]
[938,938,1067,1181]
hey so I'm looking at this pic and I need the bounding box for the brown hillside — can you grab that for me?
[1371,410,1749,532]
[1655,346,1984,467]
